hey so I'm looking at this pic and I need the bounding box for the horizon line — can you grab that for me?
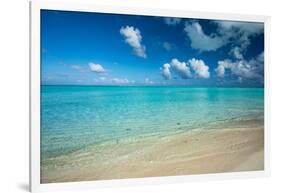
[41,84,264,88]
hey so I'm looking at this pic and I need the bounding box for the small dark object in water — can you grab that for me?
[177,122,181,125]
[126,128,131,131]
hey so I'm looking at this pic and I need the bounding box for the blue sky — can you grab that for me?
[41,10,264,87]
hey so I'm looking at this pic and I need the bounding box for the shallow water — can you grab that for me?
[41,86,264,160]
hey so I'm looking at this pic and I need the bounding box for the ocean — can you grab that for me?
[40,86,264,160]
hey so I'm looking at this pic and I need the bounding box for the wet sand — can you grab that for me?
[41,122,264,183]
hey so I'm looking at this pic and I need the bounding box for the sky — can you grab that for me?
[41,10,264,87]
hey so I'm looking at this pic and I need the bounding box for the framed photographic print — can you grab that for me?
[30,0,270,192]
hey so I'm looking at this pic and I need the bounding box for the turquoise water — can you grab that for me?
[41,86,264,160]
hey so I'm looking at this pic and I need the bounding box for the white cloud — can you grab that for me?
[223,47,263,81]
[89,63,106,73]
[184,20,263,53]
[189,58,210,78]
[215,60,228,78]
[170,58,192,79]
[215,60,231,78]
[160,58,210,80]
[112,78,131,84]
[184,21,225,51]
[233,61,256,78]
[229,46,244,59]
[215,21,263,35]
[164,17,181,26]
[215,20,264,50]
[215,52,264,79]
[120,26,147,58]
[160,63,171,80]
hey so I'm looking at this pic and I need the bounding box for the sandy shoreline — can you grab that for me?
[41,121,264,183]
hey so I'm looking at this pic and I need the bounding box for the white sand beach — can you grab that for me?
[41,121,264,183]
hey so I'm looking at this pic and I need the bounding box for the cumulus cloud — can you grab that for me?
[160,58,210,80]
[170,58,192,79]
[229,46,244,60]
[89,63,106,73]
[184,21,225,51]
[120,26,147,58]
[164,17,182,26]
[215,52,264,79]
[215,20,264,50]
[215,61,227,78]
[189,58,210,78]
[212,21,264,81]
[184,20,263,53]
[215,60,232,78]
[225,60,256,78]
[215,21,263,35]
[160,63,172,79]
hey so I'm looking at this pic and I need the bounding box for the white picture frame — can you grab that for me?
[30,0,271,192]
